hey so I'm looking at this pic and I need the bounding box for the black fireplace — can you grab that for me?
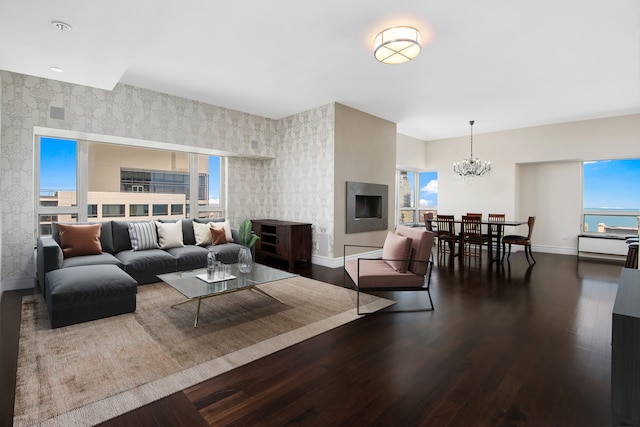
[346,181,388,233]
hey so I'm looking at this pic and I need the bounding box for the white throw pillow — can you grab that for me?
[155,221,184,249]
[128,222,160,251]
[193,221,213,246]
[210,220,234,243]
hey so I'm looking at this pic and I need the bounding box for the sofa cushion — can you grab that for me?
[209,242,245,264]
[56,223,103,258]
[115,249,176,276]
[112,221,134,252]
[193,221,213,246]
[181,219,196,245]
[166,245,209,270]
[62,253,123,269]
[344,259,425,288]
[46,264,137,307]
[396,225,435,276]
[156,221,184,249]
[210,227,228,245]
[128,222,160,251]
[382,231,412,273]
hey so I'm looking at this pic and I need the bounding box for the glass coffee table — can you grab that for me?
[157,263,297,327]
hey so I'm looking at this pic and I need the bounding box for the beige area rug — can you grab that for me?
[14,276,394,427]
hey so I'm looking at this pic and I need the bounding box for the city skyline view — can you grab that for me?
[39,137,221,204]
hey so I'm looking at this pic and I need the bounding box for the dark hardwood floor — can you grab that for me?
[1,252,624,426]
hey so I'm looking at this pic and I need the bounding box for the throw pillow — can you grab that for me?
[193,221,213,246]
[155,221,184,249]
[382,231,412,273]
[210,227,228,245]
[128,222,160,251]
[57,223,103,258]
[210,220,234,242]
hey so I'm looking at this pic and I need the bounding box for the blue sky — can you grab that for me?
[40,137,221,201]
[418,171,438,208]
[583,159,640,210]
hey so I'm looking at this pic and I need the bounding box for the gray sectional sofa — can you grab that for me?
[36,218,248,328]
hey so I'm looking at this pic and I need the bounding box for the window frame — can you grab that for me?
[582,159,640,236]
[396,169,438,226]
[34,128,226,238]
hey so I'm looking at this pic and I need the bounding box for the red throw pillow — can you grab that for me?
[210,227,228,246]
[57,223,102,258]
[382,231,412,273]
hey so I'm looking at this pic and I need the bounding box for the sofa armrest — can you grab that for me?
[37,236,64,288]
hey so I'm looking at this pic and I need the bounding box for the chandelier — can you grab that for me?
[453,120,492,183]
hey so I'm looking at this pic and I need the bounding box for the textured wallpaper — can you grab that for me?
[0,71,335,282]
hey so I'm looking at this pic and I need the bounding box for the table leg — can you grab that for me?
[194,297,202,327]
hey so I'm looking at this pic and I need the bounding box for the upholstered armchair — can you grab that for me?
[343,225,435,314]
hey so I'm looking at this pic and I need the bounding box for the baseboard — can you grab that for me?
[1,276,36,292]
[532,245,577,256]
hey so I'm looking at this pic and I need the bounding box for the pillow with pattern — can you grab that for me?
[128,222,160,251]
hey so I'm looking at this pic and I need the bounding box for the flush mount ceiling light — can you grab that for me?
[453,120,492,184]
[50,66,63,73]
[51,21,72,31]
[374,26,421,64]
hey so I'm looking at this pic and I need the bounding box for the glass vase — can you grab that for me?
[238,246,253,273]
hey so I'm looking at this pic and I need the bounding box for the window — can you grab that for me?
[103,204,125,218]
[152,204,168,216]
[583,159,640,235]
[36,136,224,236]
[397,170,438,225]
[130,204,149,217]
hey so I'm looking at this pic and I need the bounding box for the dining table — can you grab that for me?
[432,218,528,263]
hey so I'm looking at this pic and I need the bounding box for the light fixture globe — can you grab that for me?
[374,26,422,64]
[453,120,492,184]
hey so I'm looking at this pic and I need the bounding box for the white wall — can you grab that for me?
[423,114,640,253]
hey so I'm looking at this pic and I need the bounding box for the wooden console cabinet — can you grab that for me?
[252,219,312,272]
[612,267,640,426]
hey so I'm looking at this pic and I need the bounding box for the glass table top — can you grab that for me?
[157,263,297,300]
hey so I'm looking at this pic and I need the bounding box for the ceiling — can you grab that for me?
[1,0,639,140]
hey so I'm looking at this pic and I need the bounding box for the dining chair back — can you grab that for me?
[486,213,506,255]
[461,215,484,265]
[435,214,458,261]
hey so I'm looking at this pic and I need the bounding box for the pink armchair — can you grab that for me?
[344,225,435,314]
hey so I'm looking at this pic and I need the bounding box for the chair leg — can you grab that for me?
[507,244,512,261]
[526,245,536,265]
[356,286,361,315]
[501,242,506,262]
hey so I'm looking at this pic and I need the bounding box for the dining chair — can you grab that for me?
[424,212,434,232]
[486,213,506,259]
[502,216,536,265]
[461,215,484,265]
[435,214,458,262]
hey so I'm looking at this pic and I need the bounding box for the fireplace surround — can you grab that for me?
[346,181,388,234]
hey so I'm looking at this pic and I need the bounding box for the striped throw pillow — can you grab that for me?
[128,222,159,251]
